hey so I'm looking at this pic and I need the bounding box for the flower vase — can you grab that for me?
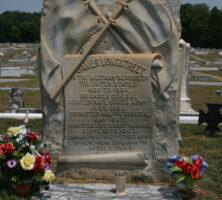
[175,181,195,199]
[11,182,31,196]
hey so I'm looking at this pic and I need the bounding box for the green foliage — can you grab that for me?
[0,11,40,43]
[181,4,222,48]
[0,5,222,47]
[169,166,183,172]
[177,174,186,183]
[185,175,197,189]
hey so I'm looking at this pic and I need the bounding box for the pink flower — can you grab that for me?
[7,159,17,168]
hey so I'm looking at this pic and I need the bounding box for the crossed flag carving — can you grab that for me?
[50,0,131,99]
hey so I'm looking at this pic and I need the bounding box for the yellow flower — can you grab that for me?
[7,126,21,136]
[43,170,55,182]
[20,153,35,170]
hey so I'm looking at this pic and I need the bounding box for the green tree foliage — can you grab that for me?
[0,5,222,48]
[0,11,40,43]
[181,4,222,48]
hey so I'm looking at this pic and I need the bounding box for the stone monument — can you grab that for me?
[9,88,24,113]
[179,39,197,115]
[39,0,181,182]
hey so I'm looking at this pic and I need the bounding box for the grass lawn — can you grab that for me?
[197,71,222,78]
[191,53,222,62]
[189,71,222,82]
[188,85,222,112]
[0,74,41,112]
[0,74,40,88]
[0,90,41,112]
[179,125,222,200]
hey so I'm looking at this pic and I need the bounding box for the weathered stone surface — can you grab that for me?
[39,0,181,181]
[59,54,158,167]
[32,184,181,200]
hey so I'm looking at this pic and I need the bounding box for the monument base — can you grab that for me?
[56,160,171,183]
[180,98,197,116]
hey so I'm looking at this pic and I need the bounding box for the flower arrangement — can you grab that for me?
[0,125,55,190]
[167,155,208,189]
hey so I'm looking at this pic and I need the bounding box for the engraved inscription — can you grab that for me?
[63,54,154,156]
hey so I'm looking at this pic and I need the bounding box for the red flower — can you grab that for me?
[42,152,51,164]
[28,132,39,141]
[194,157,203,169]
[0,142,15,155]
[175,159,186,169]
[191,164,201,179]
[184,163,193,174]
[33,156,46,171]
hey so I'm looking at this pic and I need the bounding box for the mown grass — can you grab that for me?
[0,90,41,112]
[197,71,222,78]
[0,49,24,59]
[189,71,222,82]
[0,91,10,112]
[0,74,41,112]
[188,85,222,112]
[0,119,42,134]
[0,74,40,88]
[191,52,222,62]
[179,124,222,200]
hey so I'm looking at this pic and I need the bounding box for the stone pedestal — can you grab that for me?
[179,39,197,115]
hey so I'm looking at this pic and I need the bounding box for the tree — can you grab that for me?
[180,3,210,48]
[0,11,40,43]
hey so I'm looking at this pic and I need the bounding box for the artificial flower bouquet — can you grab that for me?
[0,125,55,191]
[167,155,208,189]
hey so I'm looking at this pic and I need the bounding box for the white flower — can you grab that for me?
[30,145,40,156]
[7,126,21,136]
[19,125,27,135]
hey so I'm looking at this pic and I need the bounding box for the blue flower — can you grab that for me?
[191,154,199,161]
[167,161,175,168]
[167,161,175,173]
[169,155,180,162]
[200,168,206,176]
[201,160,208,168]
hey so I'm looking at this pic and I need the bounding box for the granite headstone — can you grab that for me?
[39,0,181,182]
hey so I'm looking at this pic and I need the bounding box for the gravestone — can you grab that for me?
[39,0,181,182]
[0,51,4,56]
[179,39,197,115]
[194,75,212,81]
[9,88,24,113]
[199,104,222,134]
[216,90,222,96]
[20,67,35,75]
[0,66,21,77]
